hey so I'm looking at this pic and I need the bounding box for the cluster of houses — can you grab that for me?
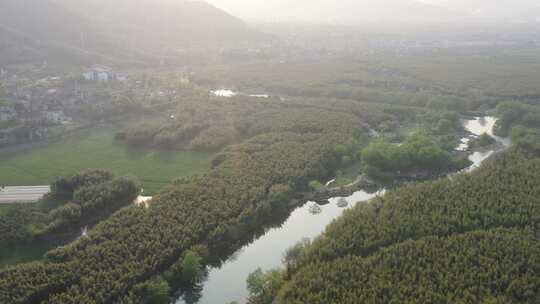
[82,66,128,82]
[0,102,71,125]
[0,64,136,147]
[0,65,132,125]
[0,83,72,125]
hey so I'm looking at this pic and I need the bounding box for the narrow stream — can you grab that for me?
[462,117,511,171]
[177,116,507,304]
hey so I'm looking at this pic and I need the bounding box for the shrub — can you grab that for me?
[132,277,170,304]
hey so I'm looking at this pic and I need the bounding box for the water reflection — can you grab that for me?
[212,90,271,99]
[461,116,511,171]
[176,189,382,304]
[463,116,511,147]
[212,90,238,98]
[177,116,508,304]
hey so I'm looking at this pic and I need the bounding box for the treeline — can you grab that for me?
[361,133,469,179]
[267,150,540,303]
[0,170,139,246]
[470,133,496,148]
[116,122,221,150]
[192,63,486,112]
[116,92,422,152]
[0,98,374,303]
[278,228,540,303]
[495,101,540,151]
[116,94,270,151]
[0,90,489,303]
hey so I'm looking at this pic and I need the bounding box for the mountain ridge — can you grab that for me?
[0,0,265,66]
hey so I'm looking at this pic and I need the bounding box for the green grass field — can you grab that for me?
[0,127,213,195]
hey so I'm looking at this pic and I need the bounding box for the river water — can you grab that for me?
[176,116,507,304]
[462,116,511,171]
[177,190,383,304]
[0,117,508,301]
[212,89,270,99]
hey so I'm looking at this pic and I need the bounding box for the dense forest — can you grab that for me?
[0,94,416,303]
[494,101,540,151]
[192,52,540,112]
[3,0,540,302]
[0,170,139,246]
[278,227,540,303]
[3,74,538,303]
[247,149,540,303]
[361,133,469,179]
[3,59,540,303]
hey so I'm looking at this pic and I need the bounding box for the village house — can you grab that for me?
[82,66,128,82]
[0,106,16,122]
[43,109,70,124]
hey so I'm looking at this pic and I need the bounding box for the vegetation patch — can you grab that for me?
[470,133,496,148]
[0,127,212,194]
[266,150,540,304]
[0,170,139,249]
[361,133,470,180]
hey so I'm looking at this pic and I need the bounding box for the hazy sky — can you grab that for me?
[204,0,540,23]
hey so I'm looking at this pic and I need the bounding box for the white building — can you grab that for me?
[82,71,94,81]
[83,67,112,81]
[116,73,128,82]
[0,107,16,121]
[82,66,128,82]
[44,110,70,123]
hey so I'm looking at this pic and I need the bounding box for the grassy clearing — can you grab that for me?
[332,162,363,188]
[0,127,213,195]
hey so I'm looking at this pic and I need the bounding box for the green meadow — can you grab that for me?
[0,128,213,195]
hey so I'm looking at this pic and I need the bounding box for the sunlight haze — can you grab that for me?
[1,1,540,303]
[205,0,540,24]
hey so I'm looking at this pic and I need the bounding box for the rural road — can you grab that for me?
[0,186,51,204]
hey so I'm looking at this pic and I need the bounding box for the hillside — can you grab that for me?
[0,0,110,65]
[54,0,264,47]
[0,0,157,66]
[0,0,265,67]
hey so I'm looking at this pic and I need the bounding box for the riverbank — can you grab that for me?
[0,114,509,303]
[175,115,510,304]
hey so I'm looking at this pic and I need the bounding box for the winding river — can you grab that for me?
[177,116,508,304]
[0,116,509,301]
[177,190,383,304]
